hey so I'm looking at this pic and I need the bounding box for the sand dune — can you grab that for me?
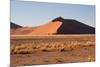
[52,17,95,34]
[12,21,62,35]
[11,17,95,35]
[29,21,62,35]
[12,27,36,35]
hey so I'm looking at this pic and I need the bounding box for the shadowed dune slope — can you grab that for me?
[52,17,95,34]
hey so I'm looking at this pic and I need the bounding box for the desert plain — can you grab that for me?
[10,34,95,66]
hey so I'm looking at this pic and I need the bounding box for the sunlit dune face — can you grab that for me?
[12,27,36,35]
[28,21,62,35]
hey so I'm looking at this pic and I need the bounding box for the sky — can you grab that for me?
[11,0,95,27]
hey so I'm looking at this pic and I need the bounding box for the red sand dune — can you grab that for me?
[29,21,62,35]
[11,17,95,35]
[12,21,62,35]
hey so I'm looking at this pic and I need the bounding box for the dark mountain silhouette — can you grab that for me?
[10,22,22,34]
[52,17,95,34]
[10,22,22,29]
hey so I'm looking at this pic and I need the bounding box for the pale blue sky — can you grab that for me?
[11,0,95,27]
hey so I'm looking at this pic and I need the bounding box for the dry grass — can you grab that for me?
[11,35,95,54]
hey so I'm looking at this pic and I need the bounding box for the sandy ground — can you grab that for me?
[10,35,95,66]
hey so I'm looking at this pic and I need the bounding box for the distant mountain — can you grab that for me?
[11,17,95,35]
[10,22,22,34]
[52,17,95,34]
[10,22,22,29]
